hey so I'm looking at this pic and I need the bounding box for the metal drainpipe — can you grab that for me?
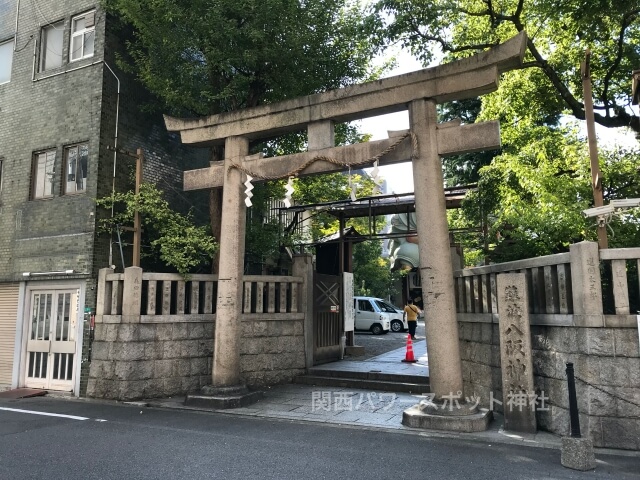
[102,62,120,269]
[13,0,20,51]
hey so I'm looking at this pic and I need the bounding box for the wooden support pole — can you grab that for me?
[133,148,144,266]
[581,51,608,249]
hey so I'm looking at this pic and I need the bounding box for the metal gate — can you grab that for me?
[0,283,19,388]
[313,273,342,364]
[24,290,78,391]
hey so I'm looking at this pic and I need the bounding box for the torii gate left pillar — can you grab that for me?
[212,136,248,387]
[185,136,262,407]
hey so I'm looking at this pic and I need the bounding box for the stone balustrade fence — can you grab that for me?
[454,242,640,327]
[96,269,303,323]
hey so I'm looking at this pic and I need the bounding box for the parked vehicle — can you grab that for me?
[353,296,404,334]
[372,298,409,333]
[353,297,391,334]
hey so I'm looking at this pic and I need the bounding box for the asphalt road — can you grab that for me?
[0,397,637,480]
[347,321,425,360]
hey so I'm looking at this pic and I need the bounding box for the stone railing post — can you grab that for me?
[122,266,143,323]
[292,253,314,369]
[569,241,603,327]
[450,245,464,272]
[95,267,113,319]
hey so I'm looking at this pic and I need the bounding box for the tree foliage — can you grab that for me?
[449,125,640,264]
[104,0,384,274]
[376,0,640,262]
[353,240,400,298]
[96,183,218,275]
[379,0,640,132]
[103,0,382,115]
[295,172,380,239]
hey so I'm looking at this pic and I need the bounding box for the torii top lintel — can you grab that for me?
[164,32,527,147]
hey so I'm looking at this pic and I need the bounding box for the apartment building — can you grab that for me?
[0,1,205,396]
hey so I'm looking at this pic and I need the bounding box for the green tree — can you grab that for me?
[103,0,383,272]
[378,0,640,132]
[449,126,640,264]
[378,0,640,262]
[353,240,400,298]
[103,0,382,115]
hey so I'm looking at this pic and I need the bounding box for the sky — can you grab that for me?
[356,49,639,195]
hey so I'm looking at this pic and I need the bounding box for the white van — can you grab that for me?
[353,297,402,334]
[374,298,410,333]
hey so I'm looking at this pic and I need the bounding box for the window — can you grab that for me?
[32,150,56,199]
[70,11,95,62]
[64,143,88,194]
[40,22,64,71]
[358,299,374,312]
[0,39,14,84]
[375,300,398,313]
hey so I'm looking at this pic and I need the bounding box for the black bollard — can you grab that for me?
[566,362,581,438]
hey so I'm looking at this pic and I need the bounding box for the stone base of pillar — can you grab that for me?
[402,399,492,432]
[185,385,263,409]
[561,437,596,471]
[344,345,365,356]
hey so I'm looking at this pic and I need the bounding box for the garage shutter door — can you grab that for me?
[0,283,19,387]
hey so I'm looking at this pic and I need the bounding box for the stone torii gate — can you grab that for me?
[165,32,527,427]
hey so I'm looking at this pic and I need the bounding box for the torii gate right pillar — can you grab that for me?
[403,99,492,431]
[410,99,464,399]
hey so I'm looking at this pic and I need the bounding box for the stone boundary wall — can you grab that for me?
[459,321,640,450]
[87,316,305,400]
[240,318,306,388]
[86,321,214,400]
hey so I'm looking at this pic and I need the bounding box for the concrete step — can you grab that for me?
[308,368,429,385]
[294,375,430,394]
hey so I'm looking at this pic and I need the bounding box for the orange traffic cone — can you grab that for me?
[402,334,417,363]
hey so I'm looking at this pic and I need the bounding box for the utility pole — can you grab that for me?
[133,148,144,267]
[581,50,608,249]
[106,146,144,266]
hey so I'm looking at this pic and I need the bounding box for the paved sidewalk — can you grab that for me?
[146,383,562,451]
[311,340,429,377]
[144,344,568,452]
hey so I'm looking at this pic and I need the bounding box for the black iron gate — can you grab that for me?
[313,273,342,364]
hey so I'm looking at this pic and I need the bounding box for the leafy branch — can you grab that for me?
[379,0,640,132]
[95,183,218,275]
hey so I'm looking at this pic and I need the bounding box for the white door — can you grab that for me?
[25,290,78,391]
[354,299,377,330]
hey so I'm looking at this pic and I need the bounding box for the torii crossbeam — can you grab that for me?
[165,32,527,418]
